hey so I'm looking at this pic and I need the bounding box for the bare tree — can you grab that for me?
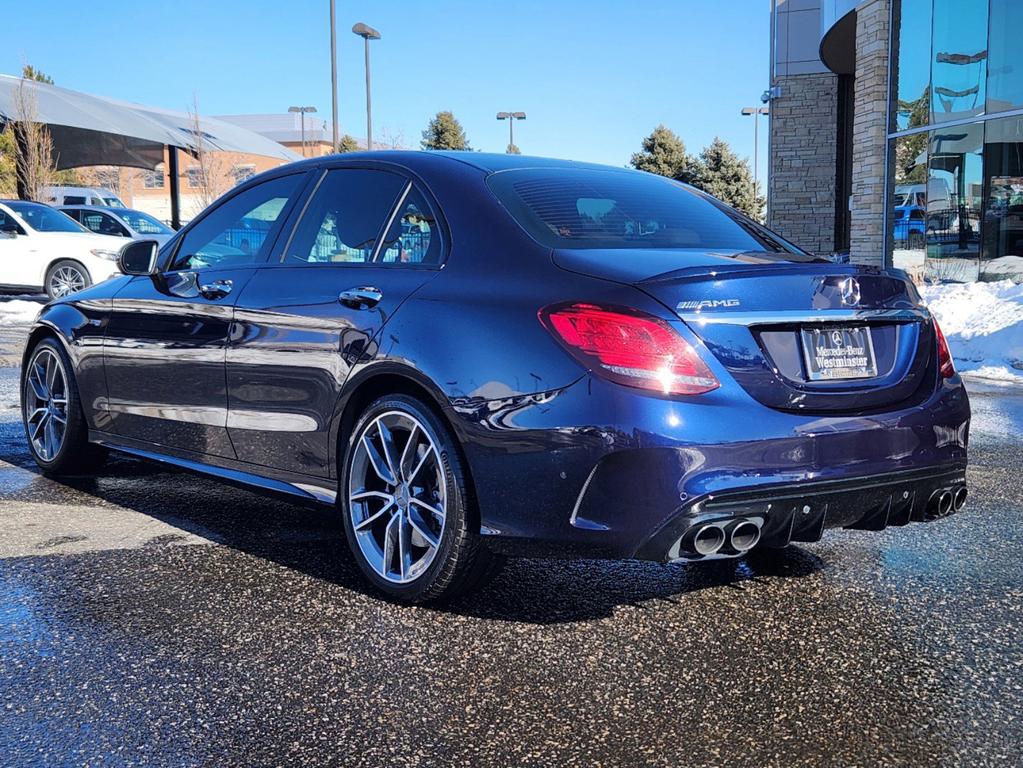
[187,96,228,216]
[12,77,56,201]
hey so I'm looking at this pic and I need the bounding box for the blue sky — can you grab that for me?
[2,0,771,177]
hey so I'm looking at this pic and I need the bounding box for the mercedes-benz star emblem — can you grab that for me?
[840,277,861,306]
[831,330,844,346]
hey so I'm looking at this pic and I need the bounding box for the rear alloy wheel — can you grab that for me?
[342,395,501,603]
[22,338,107,474]
[46,260,91,299]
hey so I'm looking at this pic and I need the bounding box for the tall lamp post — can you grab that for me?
[352,23,381,150]
[741,106,769,199]
[496,111,526,152]
[329,0,339,151]
[289,106,318,156]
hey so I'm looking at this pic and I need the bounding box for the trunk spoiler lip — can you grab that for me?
[675,306,931,327]
[639,258,890,286]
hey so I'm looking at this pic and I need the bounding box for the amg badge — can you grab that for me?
[676,299,741,311]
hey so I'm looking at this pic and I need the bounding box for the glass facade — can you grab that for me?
[888,0,1023,283]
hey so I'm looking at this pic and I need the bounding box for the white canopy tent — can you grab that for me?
[0,75,301,226]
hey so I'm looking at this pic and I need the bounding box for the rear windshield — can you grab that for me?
[488,168,795,252]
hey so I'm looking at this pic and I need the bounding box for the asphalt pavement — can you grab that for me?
[1,297,1021,767]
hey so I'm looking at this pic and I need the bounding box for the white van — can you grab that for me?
[42,186,126,208]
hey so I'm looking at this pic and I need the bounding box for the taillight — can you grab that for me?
[933,317,955,378]
[539,303,719,395]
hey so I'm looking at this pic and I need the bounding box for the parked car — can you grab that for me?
[893,203,926,249]
[60,205,175,247]
[20,152,970,603]
[42,185,126,208]
[0,200,124,298]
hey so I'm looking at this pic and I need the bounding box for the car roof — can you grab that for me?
[58,204,131,214]
[281,150,632,176]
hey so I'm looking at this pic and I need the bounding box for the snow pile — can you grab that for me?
[919,280,1023,384]
[0,300,42,326]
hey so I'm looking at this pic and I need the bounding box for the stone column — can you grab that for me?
[849,0,891,267]
[768,72,839,255]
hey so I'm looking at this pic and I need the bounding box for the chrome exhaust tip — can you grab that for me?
[937,490,954,517]
[692,524,726,556]
[953,485,968,512]
[729,520,761,551]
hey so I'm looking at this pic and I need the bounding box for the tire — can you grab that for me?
[340,394,502,603]
[21,337,107,475]
[45,260,92,300]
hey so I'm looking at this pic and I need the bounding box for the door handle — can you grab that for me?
[338,286,383,309]
[199,279,233,300]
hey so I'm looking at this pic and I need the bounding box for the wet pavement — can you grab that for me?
[1,302,1022,767]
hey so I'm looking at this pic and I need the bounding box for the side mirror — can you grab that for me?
[118,239,159,276]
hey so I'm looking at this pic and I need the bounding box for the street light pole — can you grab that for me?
[352,23,381,151]
[496,112,526,152]
[329,0,339,151]
[741,106,769,200]
[289,106,318,157]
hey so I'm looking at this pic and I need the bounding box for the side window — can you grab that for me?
[63,196,86,205]
[379,186,441,265]
[173,174,303,271]
[82,212,128,237]
[63,210,81,223]
[285,169,404,264]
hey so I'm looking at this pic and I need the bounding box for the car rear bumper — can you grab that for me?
[452,373,971,561]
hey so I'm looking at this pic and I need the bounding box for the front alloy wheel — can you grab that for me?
[46,260,91,299]
[342,395,502,602]
[24,346,69,461]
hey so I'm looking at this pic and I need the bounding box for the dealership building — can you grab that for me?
[768,0,1023,283]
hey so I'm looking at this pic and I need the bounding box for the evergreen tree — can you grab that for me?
[421,111,470,151]
[22,65,53,84]
[695,137,765,220]
[630,124,700,184]
[506,143,520,155]
[336,134,361,153]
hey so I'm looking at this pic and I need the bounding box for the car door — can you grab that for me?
[80,211,130,239]
[226,167,444,477]
[0,207,31,288]
[102,172,307,457]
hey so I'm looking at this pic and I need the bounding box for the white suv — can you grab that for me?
[0,200,124,299]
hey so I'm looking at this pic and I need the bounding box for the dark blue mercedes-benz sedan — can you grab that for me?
[20,151,970,602]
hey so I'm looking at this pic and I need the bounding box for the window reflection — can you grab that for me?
[892,134,928,279]
[893,0,931,132]
[982,116,1023,281]
[931,0,987,124]
[987,0,1023,115]
[926,123,984,282]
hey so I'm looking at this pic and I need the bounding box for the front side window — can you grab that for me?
[285,169,405,264]
[379,186,441,265]
[172,173,303,270]
[488,168,777,252]
[119,210,173,235]
[81,212,129,237]
[5,202,86,233]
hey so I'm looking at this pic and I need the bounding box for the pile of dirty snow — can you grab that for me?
[918,280,1023,385]
[0,299,42,326]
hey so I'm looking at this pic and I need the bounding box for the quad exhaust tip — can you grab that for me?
[927,484,967,519]
[953,485,968,512]
[729,520,761,551]
[693,524,726,556]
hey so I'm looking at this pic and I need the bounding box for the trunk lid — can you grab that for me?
[553,248,936,413]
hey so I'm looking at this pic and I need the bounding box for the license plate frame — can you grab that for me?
[800,325,878,381]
